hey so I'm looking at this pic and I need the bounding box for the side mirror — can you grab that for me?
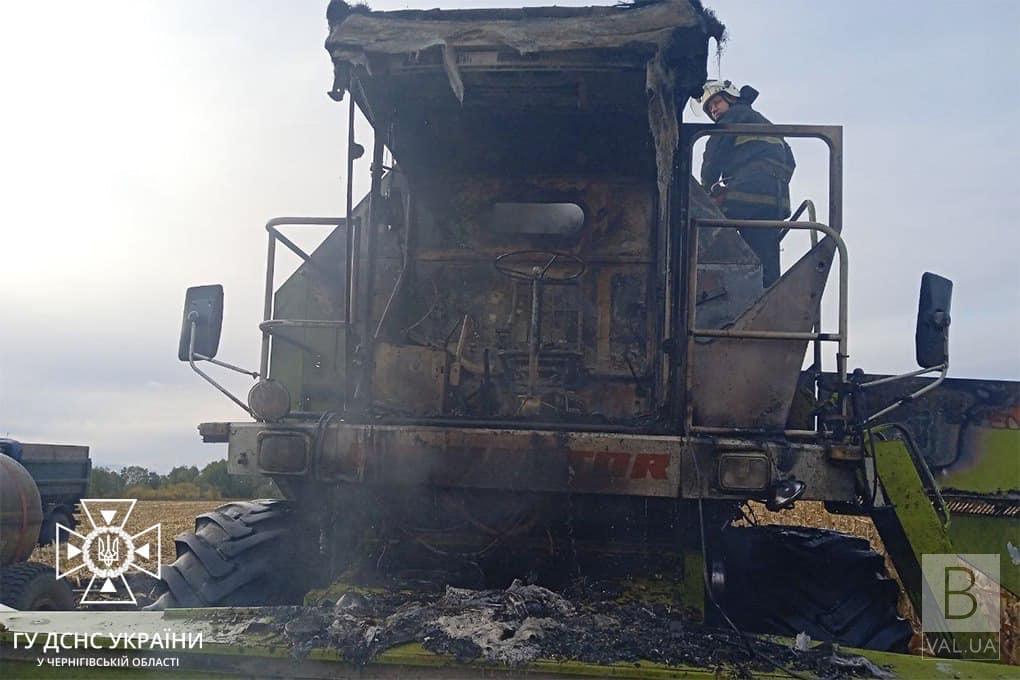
[178,285,224,361]
[915,272,952,368]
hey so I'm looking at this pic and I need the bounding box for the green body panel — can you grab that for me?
[947,513,1020,597]
[871,437,954,615]
[269,226,350,413]
[269,270,310,405]
[804,374,1019,495]
[856,374,1019,489]
[865,377,1019,601]
[681,548,705,621]
[940,427,1020,495]
[872,438,955,559]
[871,436,1018,655]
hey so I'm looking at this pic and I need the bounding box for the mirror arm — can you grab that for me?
[192,352,260,379]
[862,362,948,426]
[858,364,944,388]
[188,318,256,417]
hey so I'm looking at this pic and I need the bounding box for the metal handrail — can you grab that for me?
[260,320,349,331]
[688,218,849,374]
[786,199,818,244]
[790,200,823,431]
[677,124,844,435]
[691,329,840,341]
[683,216,848,436]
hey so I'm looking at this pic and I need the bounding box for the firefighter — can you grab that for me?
[698,80,796,287]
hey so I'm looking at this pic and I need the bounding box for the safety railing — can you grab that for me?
[683,217,848,437]
[788,200,822,387]
[676,124,845,436]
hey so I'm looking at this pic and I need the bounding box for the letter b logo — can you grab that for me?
[943,565,978,620]
[922,554,999,633]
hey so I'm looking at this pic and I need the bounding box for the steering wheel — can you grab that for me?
[493,250,587,282]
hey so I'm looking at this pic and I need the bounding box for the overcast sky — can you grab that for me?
[2,1,1018,471]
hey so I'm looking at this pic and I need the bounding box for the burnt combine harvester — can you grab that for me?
[157,0,1017,659]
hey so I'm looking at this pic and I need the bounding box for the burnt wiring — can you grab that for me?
[373,210,409,341]
[401,492,539,540]
[375,535,490,587]
[453,495,540,538]
[400,495,540,562]
[867,425,881,508]
[313,411,340,471]
[848,374,895,510]
[402,274,440,337]
[442,313,480,353]
[738,501,759,526]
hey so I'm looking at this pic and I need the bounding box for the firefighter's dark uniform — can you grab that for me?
[700,100,796,287]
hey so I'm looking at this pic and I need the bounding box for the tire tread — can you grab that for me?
[721,526,913,652]
[155,499,308,608]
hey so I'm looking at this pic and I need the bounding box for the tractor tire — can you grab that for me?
[0,562,76,610]
[719,525,913,652]
[38,509,73,546]
[151,499,315,609]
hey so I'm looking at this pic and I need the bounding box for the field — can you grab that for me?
[29,500,222,576]
[28,499,1017,663]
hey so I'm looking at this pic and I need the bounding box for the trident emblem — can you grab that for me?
[96,533,120,568]
[55,499,162,605]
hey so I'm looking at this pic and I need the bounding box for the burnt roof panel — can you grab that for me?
[323,1,725,188]
[326,1,711,59]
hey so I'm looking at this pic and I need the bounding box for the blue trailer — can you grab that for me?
[0,439,90,544]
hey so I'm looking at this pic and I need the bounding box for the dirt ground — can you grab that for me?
[29,499,1017,664]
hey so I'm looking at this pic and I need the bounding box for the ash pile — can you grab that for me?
[207,578,891,679]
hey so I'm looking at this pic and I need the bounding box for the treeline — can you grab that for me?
[89,460,279,500]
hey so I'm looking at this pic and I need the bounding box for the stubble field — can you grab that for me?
[29,500,221,572]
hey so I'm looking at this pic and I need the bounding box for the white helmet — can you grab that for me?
[697,79,741,118]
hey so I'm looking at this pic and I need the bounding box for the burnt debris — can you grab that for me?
[198,577,892,678]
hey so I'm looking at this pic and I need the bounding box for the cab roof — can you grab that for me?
[325,1,720,67]
[324,0,724,180]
